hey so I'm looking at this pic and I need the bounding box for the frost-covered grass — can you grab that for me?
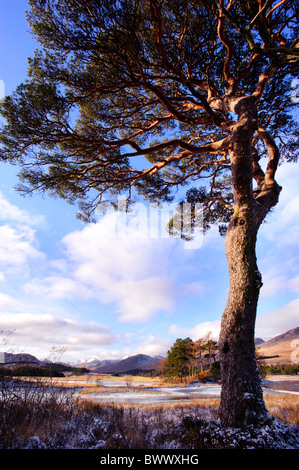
[265,395,299,425]
[0,378,298,449]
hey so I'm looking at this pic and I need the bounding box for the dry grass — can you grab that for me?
[0,375,298,449]
[43,374,189,394]
[1,373,297,449]
[139,395,299,425]
[35,374,299,425]
[265,395,299,425]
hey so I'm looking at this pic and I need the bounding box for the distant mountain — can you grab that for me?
[2,327,297,371]
[93,354,163,374]
[0,352,74,372]
[1,352,41,365]
[255,338,265,346]
[256,327,299,364]
[1,351,162,374]
[74,358,119,370]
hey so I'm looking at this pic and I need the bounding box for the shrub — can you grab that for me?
[70,368,90,376]
[195,370,211,382]
[210,361,221,380]
[0,365,64,377]
[265,364,299,375]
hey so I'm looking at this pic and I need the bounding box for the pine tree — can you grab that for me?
[167,337,193,381]
[203,336,218,366]
[1,0,298,426]
[190,335,209,373]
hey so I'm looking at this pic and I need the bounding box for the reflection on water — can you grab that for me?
[76,377,299,405]
[79,383,222,405]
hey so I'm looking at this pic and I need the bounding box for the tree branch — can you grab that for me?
[217,1,235,92]
[266,0,288,18]
[122,136,231,162]
[251,67,274,102]
[251,144,265,191]
[257,126,280,187]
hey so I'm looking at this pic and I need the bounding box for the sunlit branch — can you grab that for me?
[257,126,280,187]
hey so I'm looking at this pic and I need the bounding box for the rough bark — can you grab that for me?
[218,96,281,427]
[219,218,270,427]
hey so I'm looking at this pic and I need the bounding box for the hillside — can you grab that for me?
[0,352,74,372]
[1,327,297,371]
[1,352,41,365]
[93,354,163,374]
[256,327,299,364]
[74,358,118,370]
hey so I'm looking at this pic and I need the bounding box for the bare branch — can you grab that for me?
[257,126,280,187]
[266,0,289,18]
[251,145,265,191]
[251,67,273,103]
[217,1,235,92]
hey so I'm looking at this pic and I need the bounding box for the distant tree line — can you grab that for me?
[159,334,219,382]
[258,363,299,376]
[70,367,90,376]
[0,365,65,378]
[161,337,299,382]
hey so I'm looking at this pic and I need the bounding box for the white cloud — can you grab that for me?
[168,297,299,344]
[0,292,21,312]
[135,335,172,357]
[24,276,93,300]
[0,193,45,277]
[24,211,190,323]
[259,253,299,298]
[256,299,299,339]
[57,211,213,323]
[0,191,45,227]
[0,225,43,268]
[0,312,118,356]
[0,193,212,328]
[169,320,221,341]
[115,277,174,322]
[260,273,288,298]
[289,276,299,293]
[179,281,208,297]
[259,162,299,245]
[257,163,299,302]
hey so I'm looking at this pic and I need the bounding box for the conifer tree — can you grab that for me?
[1,0,298,426]
[167,337,194,381]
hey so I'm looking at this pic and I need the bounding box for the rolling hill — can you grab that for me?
[1,327,297,372]
[256,327,299,364]
[75,354,163,374]
[1,352,41,365]
[73,358,118,370]
[92,354,163,374]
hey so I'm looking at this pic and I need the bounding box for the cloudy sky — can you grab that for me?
[0,1,298,363]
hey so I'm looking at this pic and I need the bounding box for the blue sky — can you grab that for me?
[0,0,298,363]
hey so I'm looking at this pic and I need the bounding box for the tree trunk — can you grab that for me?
[219,215,270,427]
[218,96,277,427]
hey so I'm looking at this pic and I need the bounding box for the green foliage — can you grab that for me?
[166,336,219,381]
[0,365,65,377]
[209,361,221,380]
[167,337,194,380]
[260,363,299,376]
[70,367,90,376]
[0,0,297,225]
